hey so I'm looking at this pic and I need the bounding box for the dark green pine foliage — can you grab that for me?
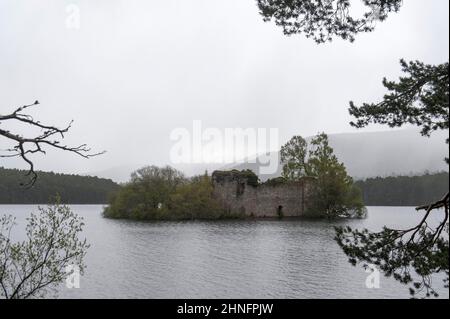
[0,167,119,204]
[341,59,449,297]
[349,60,449,162]
[335,198,449,298]
[355,172,449,206]
[342,60,449,298]
[257,0,402,42]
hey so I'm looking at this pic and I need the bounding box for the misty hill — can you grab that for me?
[88,129,448,183]
[228,129,449,181]
[0,167,120,204]
[355,172,449,206]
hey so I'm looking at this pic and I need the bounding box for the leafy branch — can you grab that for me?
[0,201,89,299]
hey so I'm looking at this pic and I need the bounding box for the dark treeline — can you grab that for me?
[0,167,119,204]
[355,172,449,206]
[2,167,448,207]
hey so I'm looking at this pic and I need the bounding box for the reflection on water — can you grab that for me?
[2,205,448,299]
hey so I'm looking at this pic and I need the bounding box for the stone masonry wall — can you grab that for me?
[212,171,314,217]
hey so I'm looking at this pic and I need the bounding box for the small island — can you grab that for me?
[103,133,366,220]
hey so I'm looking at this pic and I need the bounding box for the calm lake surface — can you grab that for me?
[2,205,449,299]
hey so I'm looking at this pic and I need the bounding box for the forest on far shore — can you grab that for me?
[355,172,449,206]
[0,167,448,206]
[0,167,120,204]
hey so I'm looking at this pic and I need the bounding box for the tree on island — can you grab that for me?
[257,0,449,297]
[103,166,230,220]
[104,165,187,220]
[0,102,100,298]
[280,135,309,180]
[281,132,365,218]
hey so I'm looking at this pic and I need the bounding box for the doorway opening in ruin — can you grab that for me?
[277,205,284,219]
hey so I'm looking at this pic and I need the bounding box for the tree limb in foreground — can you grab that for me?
[257,0,403,43]
[349,60,449,137]
[0,101,104,187]
[344,59,449,297]
[335,192,449,298]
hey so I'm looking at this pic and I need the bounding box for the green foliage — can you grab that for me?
[103,167,234,220]
[169,174,235,220]
[0,200,89,299]
[257,0,402,42]
[0,167,119,204]
[355,172,450,206]
[307,133,366,218]
[335,209,449,298]
[280,135,309,180]
[280,133,366,218]
[103,165,186,220]
[349,60,449,163]
[344,59,449,298]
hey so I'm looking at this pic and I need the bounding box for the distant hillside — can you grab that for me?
[228,129,449,181]
[86,129,448,183]
[0,167,120,204]
[355,172,449,206]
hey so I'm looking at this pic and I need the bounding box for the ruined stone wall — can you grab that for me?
[212,171,314,217]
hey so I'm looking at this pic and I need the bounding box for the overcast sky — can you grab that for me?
[0,0,449,175]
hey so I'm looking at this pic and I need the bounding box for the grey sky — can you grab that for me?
[0,0,449,175]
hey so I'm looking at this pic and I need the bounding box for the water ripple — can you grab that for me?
[2,205,448,299]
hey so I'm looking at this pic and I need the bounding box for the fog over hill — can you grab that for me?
[229,129,449,181]
[330,130,448,178]
[89,129,448,183]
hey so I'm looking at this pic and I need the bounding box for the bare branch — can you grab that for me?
[0,101,105,187]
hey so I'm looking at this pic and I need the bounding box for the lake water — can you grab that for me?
[2,205,448,299]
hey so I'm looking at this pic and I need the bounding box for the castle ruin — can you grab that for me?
[212,170,316,218]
